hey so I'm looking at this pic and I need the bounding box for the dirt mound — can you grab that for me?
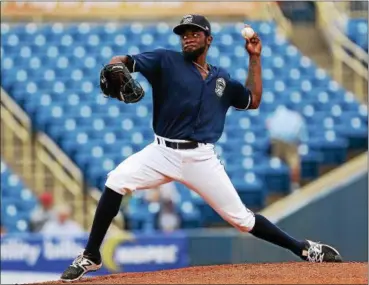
[31,262,367,284]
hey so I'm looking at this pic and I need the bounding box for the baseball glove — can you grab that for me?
[99,63,144,103]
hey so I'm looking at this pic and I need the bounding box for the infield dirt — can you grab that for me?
[29,262,367,284]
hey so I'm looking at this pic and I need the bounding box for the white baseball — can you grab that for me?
[241,26,255,39]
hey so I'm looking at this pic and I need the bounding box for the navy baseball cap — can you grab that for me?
[173,14,211,36]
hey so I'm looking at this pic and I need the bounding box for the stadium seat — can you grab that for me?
[125,195,159,230]
[307,131,349,164]
[345,19,368,52]
[1,161,39,233]
[177,201,203,228]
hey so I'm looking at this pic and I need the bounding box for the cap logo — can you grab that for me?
[181,15,193,24]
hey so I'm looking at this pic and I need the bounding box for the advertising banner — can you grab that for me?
[1,2,262,20]
[1,231,189,274]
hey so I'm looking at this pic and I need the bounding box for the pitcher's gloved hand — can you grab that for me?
[99,63,144,103]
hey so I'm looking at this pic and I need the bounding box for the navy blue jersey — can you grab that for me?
[130,48,252,143]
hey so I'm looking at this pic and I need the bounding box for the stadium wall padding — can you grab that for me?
[275,171,368,262]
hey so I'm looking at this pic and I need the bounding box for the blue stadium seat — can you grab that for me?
[232,172,267,207]
[346,19,368,51]
[335,117,368,149]
[307,131,349,164]
[177,201,203,228]
[191,197,221,225]
[298,144,323,179]
[125,196,158,230]
[1,161,39,233]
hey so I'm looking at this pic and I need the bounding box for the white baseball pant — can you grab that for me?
[105,134,255,232]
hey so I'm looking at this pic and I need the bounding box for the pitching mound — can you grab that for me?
[33,262,367,284]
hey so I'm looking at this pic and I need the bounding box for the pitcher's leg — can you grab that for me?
[182,154,307,258]
[61,144,180,281]
[86,144,180,255]
[106,143,181,194]
[182,155,256,232]
[84,186,124,258]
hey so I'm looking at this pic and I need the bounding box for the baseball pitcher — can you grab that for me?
[61,15,342,282]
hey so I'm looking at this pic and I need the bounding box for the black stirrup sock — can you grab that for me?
[249,214,306,257]
[84,186,123,260]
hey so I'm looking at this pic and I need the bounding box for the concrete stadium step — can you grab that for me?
[289,23,332,71]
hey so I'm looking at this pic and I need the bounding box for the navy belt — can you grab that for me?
[156,138,200,150]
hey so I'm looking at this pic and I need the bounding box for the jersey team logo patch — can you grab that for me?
[215,78,226,97]
[181,15,193,24]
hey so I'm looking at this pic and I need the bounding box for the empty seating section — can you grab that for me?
[1,21,367,229]
[345,18,368,52]
[1,160,39,233]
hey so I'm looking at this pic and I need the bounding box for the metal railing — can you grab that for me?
[315,2,368,104]
[266,1,293,38]
[0,93,33,183]
[1,88,124,233]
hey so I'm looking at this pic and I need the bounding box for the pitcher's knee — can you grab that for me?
[105,170,135,195]
[231,209,256,233]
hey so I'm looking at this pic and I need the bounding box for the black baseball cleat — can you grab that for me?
[301,240,343,263]
[60,253,102,282]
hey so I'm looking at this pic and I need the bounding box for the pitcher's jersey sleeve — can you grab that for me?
[228,78,253,110]
[130,48,166,79]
